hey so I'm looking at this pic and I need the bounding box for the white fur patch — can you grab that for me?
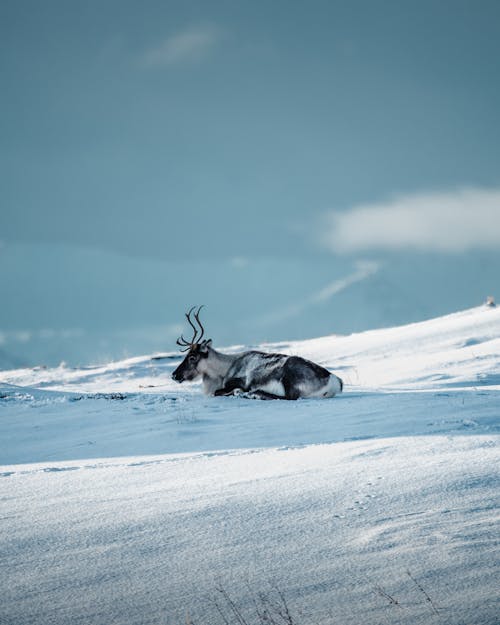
[304,374,343,398]
[258,380,286,397]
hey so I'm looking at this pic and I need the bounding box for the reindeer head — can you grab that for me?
[171,306,212,382]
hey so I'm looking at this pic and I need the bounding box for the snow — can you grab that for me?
[1,306,499,624]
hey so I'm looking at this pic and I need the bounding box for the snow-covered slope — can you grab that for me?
[298,304,500,389]
[1,306,499,624]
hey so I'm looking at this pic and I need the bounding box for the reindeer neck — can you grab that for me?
[205,346,236,378]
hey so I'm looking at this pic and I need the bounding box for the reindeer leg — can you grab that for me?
[214,378,246,396]
[245,390,282,400]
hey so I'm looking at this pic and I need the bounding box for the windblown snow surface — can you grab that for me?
[1,306,499,624]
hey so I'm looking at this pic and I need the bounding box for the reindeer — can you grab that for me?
[171,307,343,400]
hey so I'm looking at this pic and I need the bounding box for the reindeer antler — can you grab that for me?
[176,306,205,351]
[194,305,205,342]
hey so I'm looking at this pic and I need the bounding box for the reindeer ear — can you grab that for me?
[199,339,212,354]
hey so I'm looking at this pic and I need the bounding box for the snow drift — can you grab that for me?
[0,306,499,624]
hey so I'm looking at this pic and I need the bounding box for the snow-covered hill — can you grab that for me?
[1,306,499,624]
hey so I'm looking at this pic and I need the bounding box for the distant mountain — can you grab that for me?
[0,242,498,368]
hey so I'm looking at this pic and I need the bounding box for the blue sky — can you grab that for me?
[1,0,500,366]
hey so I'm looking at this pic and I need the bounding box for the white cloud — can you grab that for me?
[255,261,380,326]
[322,187,500,253]
[140,24,220,68]
[310,261,379,303]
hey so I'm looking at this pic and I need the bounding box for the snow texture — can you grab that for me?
[1,306,499,624]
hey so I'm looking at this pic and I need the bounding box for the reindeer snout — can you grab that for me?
[171,370,182,382]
